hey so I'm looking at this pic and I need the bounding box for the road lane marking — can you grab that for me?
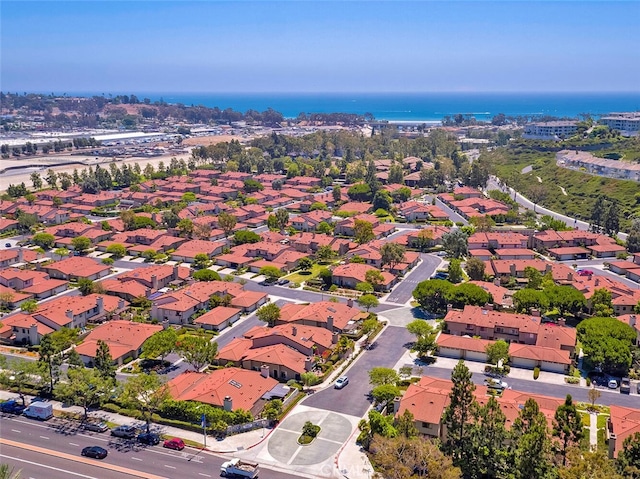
[39,435,49,439]
[0,453,100,479]
[164,465,176,469]
[198,474,211,478]
[11,429,21,433]
[0,438,169,479]
[69,442,79,446]
[132,457,142,461]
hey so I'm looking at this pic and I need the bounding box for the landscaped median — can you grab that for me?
[297,420,321,445]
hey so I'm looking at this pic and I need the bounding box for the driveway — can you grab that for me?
[385,253,442,304]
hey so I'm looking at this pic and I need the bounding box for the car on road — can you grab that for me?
[82,421,109,433]
[0,400,25,415]
[484,378,509,390]
[111,425,137,439]
[277,278,290,286]
[259,278,277,286]
[81,446,108,459]
[621,378,631,394]
[137,432,161,445]
[334,376,349,389]
[431,272,449,280]
[608,379,619,389]
[577,269,594,276]
[4,243,11,248]
[163,437,185,450]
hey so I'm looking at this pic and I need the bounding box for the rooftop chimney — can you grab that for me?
[327,315,334,332]
[291,326,297,336]
[594,278,600,286]
[151,275,158,290]
[223,396,233,412]
[304,357,314,371]
[117,299,125,310]
[66,309,74,320]
[332,332,339,344]
[347,298,354,308]
[18,249,23,263]
[173,265,180,281]
[545,264,552,274]
[630,315,637,328]
[567,272,573,282]
[493,277,501,287]
[509,263,517,277]
[96,296,104,314]
[260,364,270,378]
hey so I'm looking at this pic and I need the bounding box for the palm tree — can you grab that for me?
[0,464,22,479]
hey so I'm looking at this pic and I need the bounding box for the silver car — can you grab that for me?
[334,376,349,389]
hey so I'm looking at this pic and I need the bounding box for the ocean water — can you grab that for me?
[85,91,640,122]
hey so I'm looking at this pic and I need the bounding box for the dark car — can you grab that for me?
[137,432,161,445]
[81,446,108,459]
[432,272,449,280]
[4,243,11,248]
[110,425,137,439]
[0,400,25,415]
[82,421,109,433]
[277,278,290,286]
[163,438,185,450]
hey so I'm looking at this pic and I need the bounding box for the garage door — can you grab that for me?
[512,358,537,370]
[466,351,488,363]
[438,347,462,359]
[541,361,567,374]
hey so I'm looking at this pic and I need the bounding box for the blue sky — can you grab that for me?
[1,1,639,93]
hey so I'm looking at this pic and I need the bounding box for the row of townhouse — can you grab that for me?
[438,192,511,219]
[558,149,640,181]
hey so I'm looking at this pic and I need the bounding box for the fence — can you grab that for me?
[225,418,271,436]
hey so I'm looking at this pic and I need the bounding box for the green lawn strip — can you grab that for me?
[284,264,324,284]
[597,413,609,429]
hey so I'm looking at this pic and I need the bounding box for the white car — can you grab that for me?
[608,379,618,389]
[484,378,508,390]
[334,376,349,389]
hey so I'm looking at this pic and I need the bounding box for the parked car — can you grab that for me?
[620,378,631,394]
[0,400,25,415]
[637,382,640,395]
[577,269,594,276]
[81,446,108,459]
[432,272,449,280]
[334,376,349,389]
[484,378,509,390]
[163,438,185,451]
[111,425,137,439]
[137,432,161,445]
[608,379,618,389]
[82,421,109,433]
[277,278,290,286]
[4,243,11,248]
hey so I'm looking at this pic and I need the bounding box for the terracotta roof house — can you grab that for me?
[170,240,226,263]
[194,306,242,332]
[74,320,163,366]
[230,291,268,312]
[244,323,335,356]
[168,368,279,415]
[0,313,54,346]
[0,218,18,233]
[334,214,379,236]
[331,263,397,291]
[0,284,33,309]
[277,301,366,333]
[0,248,39,268]
[468,280,513,308]
[117,265,190,290]
[508,343,571,373]
[0,269,67,299]
[42,257,111,281]
[99,278,149,302]
[404,226,451,248]
[290,210,333,232]
[468,232,529,250]
[436,334,494,363]
[240,344,314,381]
[547,246,591,261]
[532,230,601,250]
[608,405,640,458]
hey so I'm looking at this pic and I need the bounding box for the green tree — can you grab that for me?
[355,282,374,294]
[353,219,374,244]
[545,284,586,316]
[30,171,43,189]
[617,432,640,478]
[465,257,486,281]
[176,335,218,371]
[485,339,509,368]
[512,288,549,313]
[510,398,555,479]
[20,299,38,313]
[318,267,332,287]
[17,212,38,231]
[243,178,263,193]
[142,328,178,362]
[372,190,392,211]
[316,245,335,261]
[32,232,55,249]
[218,212,237,236]
[234,230,261,244]
[406,320,437,357]
[55,367,112,421]
[120,210,136,231]
[256,302,281,327]
[77,278,95,296]
[591,287,614,317]
[368,367,399,387]
[471,396,509,478]
[275,208,289,231]
[371,384,401,408]
[332,185,342,203]
[380,243,406,270]
[259,266,283,280]
[121,373,170,433]
[442,360,478,474]
[448,259,463,283]
[94,340,116,381]
[394,409,418,439]
[316,221,332,235]
[193,253,209,269]
[577,316,636,375]
[38,333,64,393]
[177,218,194,238]
[442,229,468,259]
[262,399,283,421]
[0,359,41,406]
[560,448,624,479]
[365,269,384,290]
[0,463,23,479]
[71,236,91,254]
[524,266,543,289]
[446,282,492,309]
[105,243,126,259]
[553,395,584,466]
[357,294,379,312]
[53,247,70,259]
[300,371,321,390]
[192,269,221,282]
[387,163,405,185]
[412,279,454,314]
[298,257,313,272]
[347,182,372,202]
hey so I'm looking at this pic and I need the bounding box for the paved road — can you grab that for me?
[419,365,640,408]
[435,196,469,225]
[385,253,442,304]
[303,325,414,417]
[0,414,303,479]
[487,176,628,241]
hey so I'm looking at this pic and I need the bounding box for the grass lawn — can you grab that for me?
[284,264,325,284]
[597,414,609,429]
[579,412,590,427]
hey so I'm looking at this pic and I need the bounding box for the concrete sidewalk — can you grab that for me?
[0,390,268,454]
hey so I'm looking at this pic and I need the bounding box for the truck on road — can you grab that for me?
[220,458,259,478]
[23,401,53,420]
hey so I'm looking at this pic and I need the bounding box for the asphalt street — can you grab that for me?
[385,253,442,304]
[0,414,303,479]
[302,325,415,417]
